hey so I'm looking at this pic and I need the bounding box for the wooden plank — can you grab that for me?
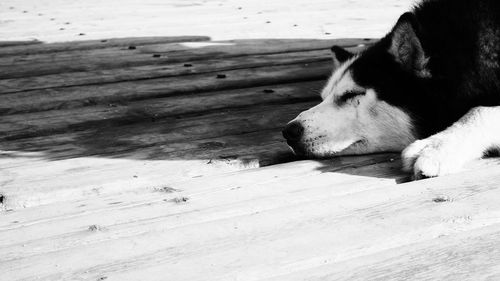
[0,38,371,65]
[0,101,315,162]
[0,146,399,210]
[0,134,278,209]
[0,49,332,93]
[0,132,280,209]
[0,81,322,139]
[263,225,500,281]
[0,154,402,243]
[0,101,329,210]
[0,36,210,56]
[0,157,402,256]
[0,154,402,230]
[0,63,329,116]
[0,101,403,211]
[2,162,500,280]
[0,101,315,178]
[0,97,315,209]
[0,39,372,79]
[0,97,398,209]
[0,71,319,210]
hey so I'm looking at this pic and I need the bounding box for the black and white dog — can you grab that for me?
[283,0,500,179]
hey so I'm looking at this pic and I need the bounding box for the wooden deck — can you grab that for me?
[2,0,500,280]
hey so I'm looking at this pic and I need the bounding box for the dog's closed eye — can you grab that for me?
[336,90,365,105]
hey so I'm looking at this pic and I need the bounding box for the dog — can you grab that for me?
[283,0,500,179]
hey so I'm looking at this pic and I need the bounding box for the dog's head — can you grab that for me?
[283,13,431,157]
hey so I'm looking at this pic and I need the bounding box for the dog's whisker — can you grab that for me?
[309,89,322,95]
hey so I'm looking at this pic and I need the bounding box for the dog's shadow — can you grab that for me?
[318,154,412,184]
[272,150,412,184]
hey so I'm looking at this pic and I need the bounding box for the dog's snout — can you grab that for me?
[282,121,304,142]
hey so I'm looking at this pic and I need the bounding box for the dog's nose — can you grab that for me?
[282,121,304,142]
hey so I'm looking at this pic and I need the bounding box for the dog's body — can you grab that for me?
[283,0,500,179]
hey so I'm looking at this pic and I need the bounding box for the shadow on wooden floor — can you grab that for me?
[0,35,405,183]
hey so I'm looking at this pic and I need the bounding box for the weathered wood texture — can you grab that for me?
[3,161,500,280]
[0,36,372,210]
[1,0,499,280]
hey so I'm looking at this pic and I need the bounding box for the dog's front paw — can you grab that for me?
[402,135,466,180]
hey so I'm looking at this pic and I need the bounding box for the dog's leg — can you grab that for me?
[402,106,500,179]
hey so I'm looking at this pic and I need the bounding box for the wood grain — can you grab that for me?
[0,49,331,93]
[0,39,371,79]
[0,81,322,139]
[263,224,500,281]
[0,62,330,116]
[2,163,500,280]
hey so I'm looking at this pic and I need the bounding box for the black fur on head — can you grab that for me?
[330,0,500,140]
[388,12,430,77]
[330,45,354,69]
[346,12,438,139]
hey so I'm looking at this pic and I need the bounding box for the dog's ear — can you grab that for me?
[330,45,353,69]
[389,12,429,77]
